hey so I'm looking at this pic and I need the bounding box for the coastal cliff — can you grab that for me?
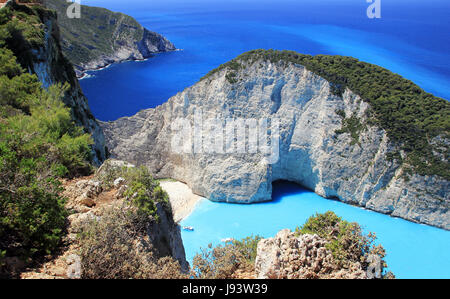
[1,3,187,278]
[101,50,449,230]
[2,1,106,163]
[44,0,176,77]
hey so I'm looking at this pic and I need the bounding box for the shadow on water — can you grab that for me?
[271,180,310,203]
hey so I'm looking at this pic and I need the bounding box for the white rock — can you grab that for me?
[101,58,449,229]
[113,177,125,188]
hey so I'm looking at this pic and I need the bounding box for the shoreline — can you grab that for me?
[159,180,205,223]
[77,62,118,80]
[162,179,449,231]
[76,49,182,80]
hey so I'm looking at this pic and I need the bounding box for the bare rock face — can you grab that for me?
[255,229,367,279]
[148,201,189,271]
[64,179,102,211]
[101,56,449,229]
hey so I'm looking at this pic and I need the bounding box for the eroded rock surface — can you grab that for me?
[255,229,367,279]
[101,55,449,229]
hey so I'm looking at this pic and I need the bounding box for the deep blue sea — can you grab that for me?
[79,0,450,278]
[81,0,450,121]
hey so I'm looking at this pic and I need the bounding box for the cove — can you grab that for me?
[180,181,450,279]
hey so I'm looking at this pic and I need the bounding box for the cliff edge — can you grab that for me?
[101,50,449,229]
[3,1,106,163]
[44,0,176,77]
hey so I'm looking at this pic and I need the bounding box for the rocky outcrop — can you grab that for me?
[41,159,188,277]
[255,229,367,279]
[101,52,449,229]
[21,162,188,278]
[70,27,176,78]
[6,2,106,164]
[44,0,176,77]
[92,159,188,271]
[147,201,188,271]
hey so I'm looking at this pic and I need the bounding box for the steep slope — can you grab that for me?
[101,49,449,230]
[1,2,187,277]
[20,160,188,278]
[44,0,176,77]
[1,1,106,163]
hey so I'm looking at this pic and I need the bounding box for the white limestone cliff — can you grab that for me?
[101,57,449,229]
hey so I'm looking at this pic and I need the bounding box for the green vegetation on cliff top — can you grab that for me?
[0,4,94,270]
[192,212,393,279]
[0,4,171,276]
[203,49,450,180]
[44,0,145,67]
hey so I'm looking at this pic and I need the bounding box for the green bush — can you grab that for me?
[0,80,92,263]
[231,235,262,263]
[192,235,261,279]
[0,179,67,256]
[98,165,171,218]
[0,6,94,272]
[77,205,186,279]
[296,211,391,277]
[335,112,365,145]
[0,5,46,51]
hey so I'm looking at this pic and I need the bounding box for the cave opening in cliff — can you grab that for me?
[271,180,313,203]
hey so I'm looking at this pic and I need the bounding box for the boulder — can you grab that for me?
[255,229,367,279]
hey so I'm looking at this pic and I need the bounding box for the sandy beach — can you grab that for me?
[159,180,205,223]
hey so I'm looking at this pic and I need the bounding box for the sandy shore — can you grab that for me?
[159,180,205,222]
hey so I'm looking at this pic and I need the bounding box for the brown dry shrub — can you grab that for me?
[76,204,186,279]
[191,235,261,279]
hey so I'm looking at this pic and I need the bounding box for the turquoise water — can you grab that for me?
[77,1,450,278]
[180,182,450,279]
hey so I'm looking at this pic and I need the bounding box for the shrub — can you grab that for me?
[192,243,243,279]
[0,6,94,272]
[0,179,67,257]
[335,112,365,145]
[231,235,262,263]
[191,235,261,279]
[98,164,171,218]
[295,211,392,277]
[76,205,186,279]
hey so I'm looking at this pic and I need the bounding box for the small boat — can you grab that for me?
[183,226,194,231]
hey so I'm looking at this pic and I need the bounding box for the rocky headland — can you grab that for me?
[101,50,449,229]
[44,0,176,78]
[255,229,368,279]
